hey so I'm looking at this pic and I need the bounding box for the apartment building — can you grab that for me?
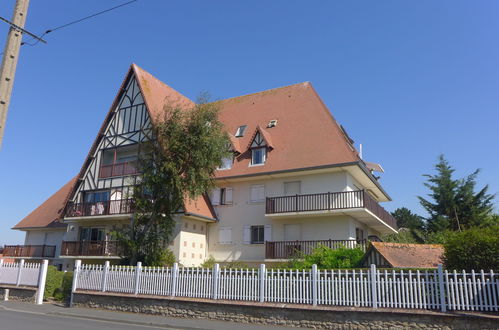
[6,64,397,269]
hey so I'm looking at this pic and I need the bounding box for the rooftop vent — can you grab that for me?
[267,119,278,128]
[235,125,247,137]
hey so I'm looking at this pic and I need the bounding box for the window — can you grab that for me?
[218,227,232,244]
[210,187,233,205]
[79,227,105,241]
[251,147,266,165]
[356,228,365,242]
[250,226,265,244]
[235,125,247,137]
[284,181,301,196]
[250,185,265,203]
[243,224,272,244]
[84,191,110,203]
[218,156,233,170]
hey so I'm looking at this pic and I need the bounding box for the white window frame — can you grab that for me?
[251,147,267,166]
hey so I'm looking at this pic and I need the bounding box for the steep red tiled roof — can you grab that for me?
[13,177,77,229]
[370,242,444,268]
[184,195,217,221]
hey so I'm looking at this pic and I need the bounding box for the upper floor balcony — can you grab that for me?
[99,160,139,178]
[60,240,122,258]
[2,245,56,258]
[99,145,140,179]
[265,190,397,234]
[65,199,134,218]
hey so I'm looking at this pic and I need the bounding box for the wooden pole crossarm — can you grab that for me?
[0,15,46,44]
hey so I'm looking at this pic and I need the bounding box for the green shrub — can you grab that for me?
[287,245,365,269]
[201,256,216,268]
[443,226,499,271]
[44,266,65,300]
[144,248,176,266]
[223,260,249,269]
[53,271,73,301]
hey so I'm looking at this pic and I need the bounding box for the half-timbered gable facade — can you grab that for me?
[10,64,399,269]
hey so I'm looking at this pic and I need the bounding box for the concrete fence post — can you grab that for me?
[15,259,25,286]
[0,259,4,284]
[312,264,318,306]
[259,263,266,303]
[171,263,179,297]
[133,262,142,295]
[370,264,377,308]
[437,264,447,312]
[70,260,82,307]
[212,263,220,300]
[101,261,110,292]
[35,259,49,305]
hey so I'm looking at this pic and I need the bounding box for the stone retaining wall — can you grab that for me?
[0,286,37,303]
[73,291,499,329]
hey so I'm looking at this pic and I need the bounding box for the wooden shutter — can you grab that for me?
[224,188,233,205]
[218,227,232,244]
[243,225,251,244]
[264,224,272,242]
[211,188,221,206]
[250,185,265,202]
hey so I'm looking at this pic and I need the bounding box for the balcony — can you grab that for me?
[99,161,139,178]
[65,199,134,218]
[265,190,397,233]
[61,240,122,257]
[265,239,367,259]
[2,245,56,258]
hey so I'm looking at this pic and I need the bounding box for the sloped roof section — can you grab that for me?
[371,242,444,268]
[183,195,217,221]
[13,177,77,229]
[214,82,362,178]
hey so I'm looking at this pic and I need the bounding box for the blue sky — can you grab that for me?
[0,1,497,245]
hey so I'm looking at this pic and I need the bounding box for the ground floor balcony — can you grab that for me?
[60,241,122,257]
[65,199,134,218]
[2,245,56,258]
[265,239,368,259]
[265,190,397,234]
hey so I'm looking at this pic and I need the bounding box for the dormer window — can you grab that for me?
[251,147,266,165]
[218,156,233,170]
[235,125,247,137]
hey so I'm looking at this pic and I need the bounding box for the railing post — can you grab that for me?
[437,264,447,312]
[15,259,24,286]
[212,263,220,300]
[259,264,266,303]
[133,262,142,295]
[327,192,331,210]
[171,262,179,297]
[370,264,377,308]
[295,194,299,212]
[35,260,49,305]
[101,261,110,292]
[312,264,318,306]
[70,260,82,307]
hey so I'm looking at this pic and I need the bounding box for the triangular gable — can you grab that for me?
[65,64,195,206]
[247,125,274,150]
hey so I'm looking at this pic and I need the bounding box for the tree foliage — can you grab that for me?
[443,226,499,271]
[115,98,231,266]
[418,155,495,232]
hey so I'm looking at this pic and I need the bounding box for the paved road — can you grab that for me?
[0,301,298,330]
[0,308,178,330]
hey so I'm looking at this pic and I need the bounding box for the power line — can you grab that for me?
[20,0,138,48]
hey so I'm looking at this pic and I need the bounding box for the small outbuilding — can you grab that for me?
[360,242,444,268]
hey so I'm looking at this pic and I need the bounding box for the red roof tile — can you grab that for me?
[370,242,444,268]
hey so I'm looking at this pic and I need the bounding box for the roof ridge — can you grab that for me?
[217,81,311,103]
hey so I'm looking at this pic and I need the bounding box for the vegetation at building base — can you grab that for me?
[443,226,498,271]
[287,245,365,269]
[113,97,231,266]
[44,266,73,301]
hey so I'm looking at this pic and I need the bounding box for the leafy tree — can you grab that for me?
[115,98,230,266]
[443,226,499,271]
[287,245,365,269]
[418,155,495,232]
[391,207,425,230]
[382,228,425,244]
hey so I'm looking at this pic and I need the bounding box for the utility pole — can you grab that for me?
[0,0,30,148]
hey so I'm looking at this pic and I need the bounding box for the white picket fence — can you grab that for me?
[0,259,49,305]
[72,261,499,312]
